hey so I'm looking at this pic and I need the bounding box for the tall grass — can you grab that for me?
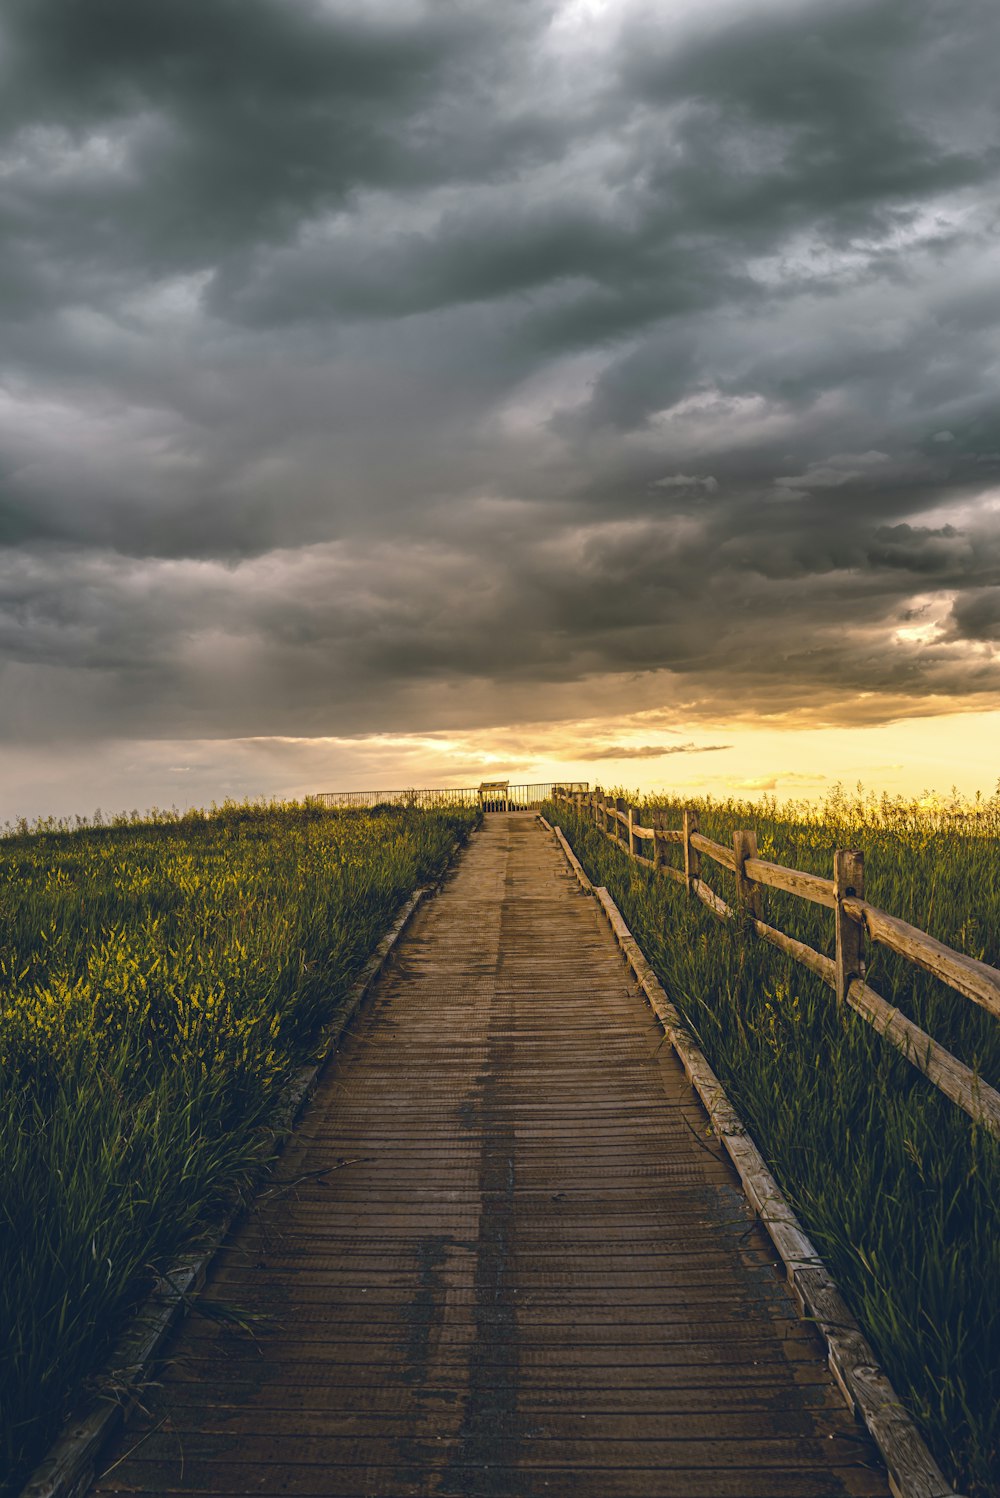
[547,788,1000,1498]
[0,800,477,1496]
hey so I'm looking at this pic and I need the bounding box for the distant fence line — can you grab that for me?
[552,786,1000,1142]
[314,782,589,812]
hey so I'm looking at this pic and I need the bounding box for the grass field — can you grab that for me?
[0,800,477,1496]
[546,788,1000,1497]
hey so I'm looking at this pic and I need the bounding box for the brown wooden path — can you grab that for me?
[91,814,888,1498]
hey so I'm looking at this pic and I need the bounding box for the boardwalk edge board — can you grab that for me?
[542,817,961,1498]
[18,836,468,1498]
[554,822,595,892]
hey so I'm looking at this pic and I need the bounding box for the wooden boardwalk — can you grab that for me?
[91,814,889,1498]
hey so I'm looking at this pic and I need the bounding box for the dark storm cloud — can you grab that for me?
[0,1,527,279]
[949,588,1000,642]
[1,0,1000,749]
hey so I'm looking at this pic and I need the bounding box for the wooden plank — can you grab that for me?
[843,898,1000,1021]
[84,1465,890,1498]
[117,1405,867,1437]
[553,825,594,892]
[19,879,439,1498]
[587,881,956,1498]
[743,858,836,910]
[693,878,733,921]
[103,1430,883,1467]
[845,979,1000,1140]
[85,817,900,1498]
[753,921,835,984]
[690,832,737,872]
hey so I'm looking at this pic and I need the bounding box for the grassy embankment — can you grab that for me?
[0,800,478,1496]
[546,788,1000,1498]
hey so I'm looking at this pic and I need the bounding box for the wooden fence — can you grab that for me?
[552,787,1000,1141]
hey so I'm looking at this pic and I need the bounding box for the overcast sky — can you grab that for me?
[1,0,999,818]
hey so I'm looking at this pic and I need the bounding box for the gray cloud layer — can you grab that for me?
[2,0,999,749]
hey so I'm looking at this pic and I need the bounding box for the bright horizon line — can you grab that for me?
[2,703,999,825]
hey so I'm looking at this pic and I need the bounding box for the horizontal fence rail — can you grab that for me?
[314,782,588,812]
[551,787,1000,1141]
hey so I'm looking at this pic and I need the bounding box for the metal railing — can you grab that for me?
[314,782,588,812]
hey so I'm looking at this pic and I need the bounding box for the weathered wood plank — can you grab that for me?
[843,898,1000,1020]
[743,857,836,909]
[753,920,835,983]
[20,881,436,1498]
[586,878,956,1498]
[552,823,594,892]
[690,832,737,871]
[693,878,733,921]
[82,817,899,1498]
[845,978,1000,1139]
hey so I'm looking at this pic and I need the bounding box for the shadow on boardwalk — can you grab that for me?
[90,814,888,1498]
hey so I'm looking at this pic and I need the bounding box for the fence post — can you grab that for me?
[683,809,700,893]
[733,830,762,920]
[834,849,865,1003]
[653,809,670,872]
[616,797,627,846]
[627,805,636,859]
